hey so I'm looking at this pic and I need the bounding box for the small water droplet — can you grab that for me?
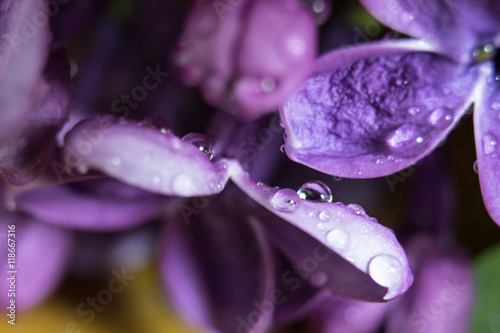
[360,222,370,234]
[473,42,496,62]
[319,210,330,221]
[408,12,415,20]
[332,176,343,181]
[316,223,325,230]
[182,133,214,160]
[279,118,285,128]
[416,136,424,143]
[386,124,419,149]
[172,174,194,195]
[473,160,479,174]
[326,229,350,252]
[111,156,121,166]
[403,79,409,85]
[428,107,453,129]
[347,203,366,216]
[260,77,276,92]
[368,254,403,297]
[482,132,498,155]
[496,75,500,81]
[408,106,421,116]
[297,180,333,202]
[272,189,301,213]
[280,145,286,153]
[140,117,173,134]
[395,78,404,86]
[153,175,161,184]
[308,211,315,218]
[257,181,264,186]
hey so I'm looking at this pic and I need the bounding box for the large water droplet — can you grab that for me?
[368,254,403,298]
[272,189,301,213]
[346,203,366,216]
[297,180,333,202]
[428,107,453,129]
[386,124,419,149]
[140,117,173,134]
[182,133,214,160]
[326,229,350,252]
[482,132,498,155]
[473,42,496,62]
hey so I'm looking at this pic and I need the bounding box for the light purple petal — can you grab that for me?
[175,0,316,119]
[307,293,388,333]
[0,48,71,185]
[62,116,230,196]
[474,67,500,226]
[280,40,483,178]
[160,198,275,333]
[0,0,51,142]
[11,178,167,231]
[229,161,413,301]
[359,0,500,63]
[0,213,73,311]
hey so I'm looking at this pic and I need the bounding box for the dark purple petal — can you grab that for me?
[62,116,230,196]
[0,213,73,310]
[0,0,51,142]
[229,162,413,301]
[474,67,500,226]
[359,0,500,63]
[160,198,275,333]
[0,48,71,185]
[175,0,316,119]
[307,294,388,333]
[280,40,483,178]
[11,178,167,231]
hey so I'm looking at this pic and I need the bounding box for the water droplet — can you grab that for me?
[260,77,276,92]
[408,106,421,116]
[408,12,416,20]
[368,254,403,296]
[492,102,500,111]
[77,165,88,174]
[309,271,328,287]
[297,180,333,202]
[482,132,498,155]
[428,107,453,129]
[416,136,424,143]
[111,156,122,166]
[496,75,500,81]
[395,78,404,86]
[473,42,496,62]
[140,117,173,134]
[308,211,315,218]
[303,0,330,25]
[332,176,343,181]
[386,124,419,149]
[326,229,350,252]
[153,175,161,184]
[317,223,325,230]
[403,79,409,85]
[257,181,264,186]
[279,118,285,128]
[360,222,370,234]
[280,145,286,153]
[473,160,479,174]
[319,211,330,221]
[347,203,366,216]
[272,189,301,213]
[182,133,214,160]
[172,174,194,195]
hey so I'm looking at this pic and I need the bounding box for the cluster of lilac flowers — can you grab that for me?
[1,0,497,332]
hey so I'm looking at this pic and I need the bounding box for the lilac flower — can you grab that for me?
[279,0,500,225]
[173,0,318,119]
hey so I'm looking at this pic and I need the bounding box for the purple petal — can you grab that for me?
[307,293,388,333]
[62,116,230,196]
[175,0,316,119]
[229,161,413,301]
[474,67,500,226]
[0,48,71,185]
[280,40,483,178]
[11,178,167,231]
[0,0,51,142]
[160,198,275,333]
[359,0,500,63]
[0,213,73,311]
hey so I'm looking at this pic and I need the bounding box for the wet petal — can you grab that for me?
[307,294,388,333]
[359,0,500,63]
[0,0,51,142]
[474,67,500,226]
[0,49,71,185]
[160,197,275,333]
[0,213,73,311]
[12,178,167,231]
[175,0,316,119]
[62,116,230,196]
[229,162,413,301]
[280,40,483,178]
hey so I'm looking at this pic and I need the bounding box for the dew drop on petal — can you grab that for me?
[319,210,330,221]
[482,132,498,155]
[111,156,121,166]
[473,160,479,174]
[428,107,453,129]
[280,145,286,153]
[332,176,343,181]
[140,117,173,134]
[316,223,325,230]
[473,42,496,62]
[408,106,421,116]
[260,77,276,92]
[172,174,194,196]
[368,254,403,298]
[297,180,333,202]
[182,133,214,160]
[152,175,161,184]
[346,203,366,216]
[386,124,419,149]
[272,189,301,213]
[326,229,350,252]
